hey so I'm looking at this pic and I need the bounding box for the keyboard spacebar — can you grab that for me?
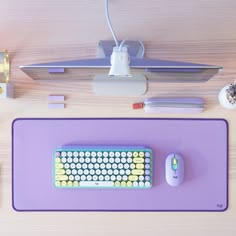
[80,181,114,187]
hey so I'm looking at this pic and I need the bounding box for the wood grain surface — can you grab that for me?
[0,0,236,235]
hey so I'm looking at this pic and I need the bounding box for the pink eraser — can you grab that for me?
[48,103,65,109]
[48,95,65,102]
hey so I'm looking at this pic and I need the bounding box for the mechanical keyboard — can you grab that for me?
[54,146,153,189]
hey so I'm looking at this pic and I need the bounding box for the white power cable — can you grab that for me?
[105,0,119,48]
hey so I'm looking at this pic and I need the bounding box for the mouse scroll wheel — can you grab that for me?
[172,158,178,171]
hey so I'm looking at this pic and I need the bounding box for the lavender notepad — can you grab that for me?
[12,118,228,211]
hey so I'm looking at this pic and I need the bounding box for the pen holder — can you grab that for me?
[0,50,13,99]
[218,82,236,109]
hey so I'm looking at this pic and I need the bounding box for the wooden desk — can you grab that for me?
[0,0,235,235]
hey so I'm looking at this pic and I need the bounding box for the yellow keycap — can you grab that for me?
[56,163,63,169]
[132,169,144,175]
[128,175,138,181]
[115,181,120,187]
[127,181,132,187]
[133,158,144,164]
[139,152,144,157]
[136,164,144,169]
[55,175,68,181]
[73,181,79,187]
[67,181,73,187]
[55,181,61,187]
[61,181,67,187]
[133,152,139,158]
[121,181,127,187]
[55,158,61,163]
[56,169,65,175]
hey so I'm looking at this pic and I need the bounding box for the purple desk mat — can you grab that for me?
[12,118,228,212]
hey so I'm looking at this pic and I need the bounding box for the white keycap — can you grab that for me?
[114,170,119,175]
[80,181,114,187]
[115,158,120,163]
[73,152,79,157]
[67,158,72,163]
[121,152,126,157]
[72,169,77,175]
[91,158,96,163]
[85,151,90,157]
[78,170,83,175]
[69,175,74,181]
[105,175,110,181]
[75,175,80,181]
[119,170,125,175]
[61,157,67,163]
[88,164,94,169]
[108,170,113,175]
[68,152,73,157]
[93,176,98,181]
[94,164,99,169]
[106,163,111,169]
[145,182,151,187]
[82,163,87,169]
[127,158,132,163]
[115,152,120,157]
[103,152,108,157]
[130,164,135,169]
[103,158,108,163]
[117,175,122,181]
[81,175,86,181]
[61,152,67,157]
[85,158,90,163]
[70,163,76,169]
[124,164,130,169]
[100,163,105,169]
[90,170,95,175]
[110,158,114,163]
[79,158,85,163]
[111,175,116,181]
[121,158,126,163]
[139,182,144,187]
[76,163,82,169]
[91,152,96,157]
[97,152,102,157]
[99,175,104,181]
[97,158,102,163]
[109,152,114,157]
[139,176,144,181]
[102,169,107,175]
[66,169,71,175]
[87,175,92,181]
[64,163,70,169]
[96,169,101,175]
[79,152,84,157]
[118,163,123,169]
[73,157,79,163]
[133,181,138,187]
[127,152,132,157]
[122,175,128,181]
[84,169,89,175]
[112,164,118,169]
[125,170,131,175]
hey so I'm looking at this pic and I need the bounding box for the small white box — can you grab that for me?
[0,82,14,99]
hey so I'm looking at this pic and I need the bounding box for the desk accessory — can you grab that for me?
[0,50,13,99]
[12,118,228,211]
[19,0,222,96]
[54,146,153,188]
[133,97,205,113]
[219,82,236,109]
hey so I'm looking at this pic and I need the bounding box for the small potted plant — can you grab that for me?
[219,81,236,109]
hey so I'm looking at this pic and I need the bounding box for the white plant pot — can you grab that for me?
[218,85,236,109]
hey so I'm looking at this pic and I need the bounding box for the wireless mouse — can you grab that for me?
[165,153,184,186]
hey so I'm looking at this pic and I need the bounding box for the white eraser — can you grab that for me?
[48,95,65,102]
